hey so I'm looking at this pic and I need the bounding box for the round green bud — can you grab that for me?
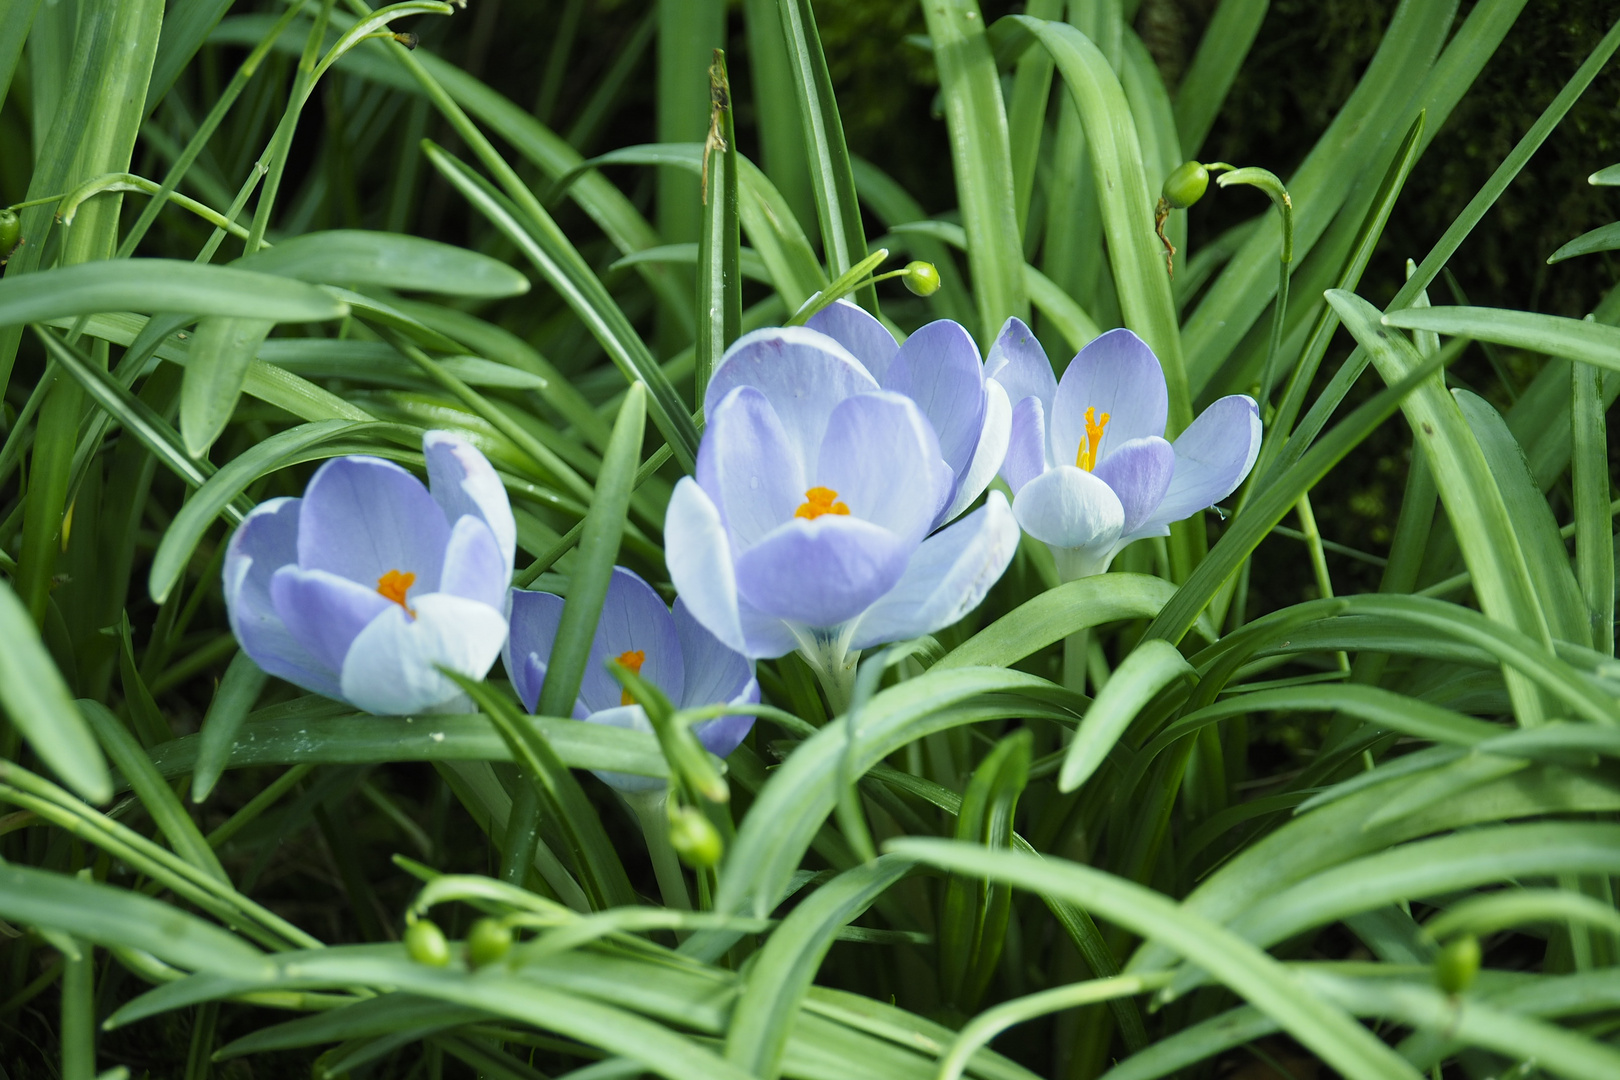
[0,209,20,264]
[1434,933,1481,995]
[404,918,451,967]
[903,261,941,297]
[465,917,513,968]
[669,804,722,869]
[1161,161,1209,210]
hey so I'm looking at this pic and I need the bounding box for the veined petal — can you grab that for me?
[505,588,565,712]
[1092,436,1175,536]
[673,598,755,711]
[817,391,950,548]
[848,491,1019,649]
[1012,464,1125,553]
[692,678,761,760]
[881,320,987,482]
[1145,394,1262,529]
[424,430,516,581]
[1002,395,1049,495]
[664,478,747,655]
[579,567,683,715]
[1050,328,1168,465]
[984,316,1057,416]
[224,498,343,700]
[439,515,506,611]
[805,299,899,382]
[580,704,665,793]
[939,378,1011,524]
[696,386,804,549]
[734,517,908,629]
[270,566,393,675]
[298,455,450,593]
[339,593,507,715]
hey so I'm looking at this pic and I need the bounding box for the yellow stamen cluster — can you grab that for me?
[1076,408,1112,472]
[617,649,646,706]
[376,569,417,615]
[795,486,850,520]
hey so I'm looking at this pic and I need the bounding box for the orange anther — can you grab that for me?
[1076,407,1112,471]
[617,650,646,706]
[377,569,417,615]
[795,486,850,520]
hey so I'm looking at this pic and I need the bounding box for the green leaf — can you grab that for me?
[938,573,1181,670]
[695,50,742,405]
[1547,220,1620,263]
[0,260,347,328]
[1172,0,1267,157]
[236,229,531,297]
[190,651,269,804]
[1571,359,1614,653]
[1384,304,1620,371]
[179,315,274,458]
[1060,640,1193,793]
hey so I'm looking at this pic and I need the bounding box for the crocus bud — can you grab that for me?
[903,261,941,297]
[405,918,451,967]
[1435,934,1481,995]
[466,917,513,967]
[1161,161,1209,210]
[669,804,722,868]
[0,209,19,264]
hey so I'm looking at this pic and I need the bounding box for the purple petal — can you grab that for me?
[704,327,879,466]
[505,588,566,712]
[1011,465,1125,552]
[696,387,805,549]
[733,517,909,629]
[805,299,899,382]
[849,491,1019,649]
[737,600,801,659]
[439,516,506,610]
[1092,436,1175,536]
[881,320,987,482]
[424,430,516,581]
[984,317,1057,415]
[940,379,1011,524]
[673,598,755,710]
[580,705,665,793]
[297,456,450,593]
[664,478,746,654]
[578,567,683,715]
[270,566,394,675]
[1145,394,1262,530]
[339,593,507,715]
[692,677,761,760]
[223,498,343,700]
[1002,396,1049,495]
[816,391,950,549]
[1050,329,1168,469]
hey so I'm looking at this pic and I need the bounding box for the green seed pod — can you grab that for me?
[669,804,722,869]
[903,261,941,297]
[1161,161,1209,210]
[404,918,451,967]
[0,209,20,264]
[466,917,513,968]
[1434,933,1481,995]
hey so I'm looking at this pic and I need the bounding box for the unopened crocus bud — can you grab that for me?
[466,917,513,967]
[903,261,941,297]
[669,804,722,868]
[1161,161,1209,210]
[1435,933,1481,995]
[0,209,20,264]
[405,918,451,967]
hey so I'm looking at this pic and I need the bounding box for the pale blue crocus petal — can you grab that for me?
[817,391,951,548]
[674,597,755,711]
[704,327,879,466]
[577,567,685,715]
[297,456,450,593]
[881,319,987,484]
[424,430,516,582]
[438,515,507,611]
[939,378,1011,525]
[1091,436,1176,536]
[339,593,508,715]
[1012,465,1125,554]
[504,588,565,712]
[223,498,343,700]
[1050,328,1168,464]
[1142,394,1262,531]
[1002,395,1049,495]
[734,517,909,628]
[697,386,805,549]
[269,566,391,675]
[664,477,747,655]
[580,704,665,793]
[848,491,1020,650]
[805,298,899,382]
[984,316,1057,417]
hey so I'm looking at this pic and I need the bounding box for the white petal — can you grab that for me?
[425,429,517,582]
[939,379,1011,524]
[339,593,507,715]
[1012,465,1124,553]
[664,478,748,655]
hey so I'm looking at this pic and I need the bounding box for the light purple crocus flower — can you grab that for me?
[505,567,759,792]
[987,321,1261,580]
[224,431,515,715]
[665,313,1020,696]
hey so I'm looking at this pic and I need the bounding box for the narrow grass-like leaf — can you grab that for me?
[1384,305,1620,371]
[1548,221,1620,263]
[1172,0,1267,158]
[179,315,275,458]
[237,230,531,297]
[1571,360,1614,653]
[695,50,742,405]
[191,652,270,804]
[1060,640,1193,793]
[0,260,347,328]
[939,573,1180,670]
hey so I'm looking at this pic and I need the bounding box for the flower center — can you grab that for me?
[376,569,417,616]
[1075,407,1112,471]
[795,486,850,520]
[617,649,646,706]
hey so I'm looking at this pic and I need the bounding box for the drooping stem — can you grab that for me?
[624,788,692,911]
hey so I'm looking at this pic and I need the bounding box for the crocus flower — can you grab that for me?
[505,567,758,792]
[224,431,515,715]
[665,315,1020,692]
[987,321,1261,579]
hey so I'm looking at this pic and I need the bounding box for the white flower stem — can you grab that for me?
[795,629,861,716]
[623,788,692,911]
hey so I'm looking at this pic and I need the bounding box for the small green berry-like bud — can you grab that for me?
[903,261,941,297]
[466,917,513,967]
[0,209,20,264]
[405,918,451,967]
[1161,161,1209,210]
[1434,933,1481,995]
[669,804,722,868]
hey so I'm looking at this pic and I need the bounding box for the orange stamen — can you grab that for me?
[1075,407,1112,471]
[617,649,646,706]
[795,486,850,520]
[376,569,417,615]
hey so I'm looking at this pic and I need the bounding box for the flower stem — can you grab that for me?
[624,789,692,911]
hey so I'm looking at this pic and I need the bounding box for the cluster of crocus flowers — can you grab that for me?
[986,320,1261,580]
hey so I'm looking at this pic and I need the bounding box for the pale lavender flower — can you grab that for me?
[224,431,515,715]
[505,567,758,792]
[987,320,1261,579]
[665,317,1019,695]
